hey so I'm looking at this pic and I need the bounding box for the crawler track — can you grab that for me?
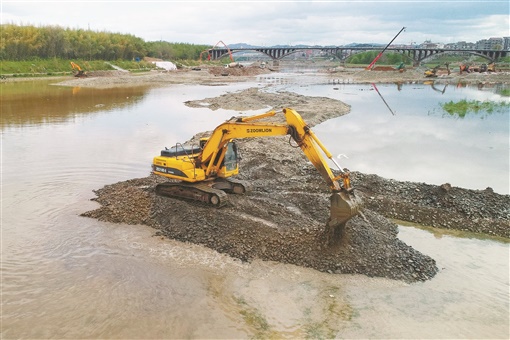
[155,181,229,207]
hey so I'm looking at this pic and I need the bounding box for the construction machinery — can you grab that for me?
[424,62,452,77]
[459,64,470,74]
[473,63,496,73]
[152,108,363,227]
[395,62,406,72]
[366,27,406,70]
[199,40,234,62]
[424,65,440,77]
[70,62,87,77]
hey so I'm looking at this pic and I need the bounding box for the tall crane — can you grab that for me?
[199,40,234,62]
[366,27,406,70]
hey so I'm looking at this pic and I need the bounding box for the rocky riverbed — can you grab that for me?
[80,84,509,283]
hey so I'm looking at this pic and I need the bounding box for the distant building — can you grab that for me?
[503,37,510,51]
[476,39,488,49]
[476,37,504,50]
[449,41,476,50]
[419,40,444,49]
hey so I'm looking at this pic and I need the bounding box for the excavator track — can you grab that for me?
[212,177,252,194]
[155,181,229,207]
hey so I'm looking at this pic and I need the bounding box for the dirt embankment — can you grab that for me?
[53,64,273,88]
[80,85,508,283]
[45,62,510,89]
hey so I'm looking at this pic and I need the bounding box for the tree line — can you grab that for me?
[0,24,209,61]
[347,50,409,65]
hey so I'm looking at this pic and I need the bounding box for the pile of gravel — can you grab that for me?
[82,136,440,283]
[353,172,509,238]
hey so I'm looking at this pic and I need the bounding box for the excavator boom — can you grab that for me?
[152,108,362,228]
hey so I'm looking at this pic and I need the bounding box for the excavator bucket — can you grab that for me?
[328,190,363,226]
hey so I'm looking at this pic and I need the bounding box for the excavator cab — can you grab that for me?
[223,142,239,172]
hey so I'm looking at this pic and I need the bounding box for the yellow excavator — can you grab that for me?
[70,62,87,77]
[152,108,363,228]
[424,65,440,78]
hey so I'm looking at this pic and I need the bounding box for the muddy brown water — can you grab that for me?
[2,77,509,338]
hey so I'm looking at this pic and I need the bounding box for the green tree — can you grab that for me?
[0,24,206,61]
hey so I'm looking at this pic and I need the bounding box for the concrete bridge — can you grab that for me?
[206,46,508,66]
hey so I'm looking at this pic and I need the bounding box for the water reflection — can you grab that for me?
[282,82,509,194]
[433,98,510,119]
[371,83,396,115]
[1,80,150,128]
[429,82,448,94]
[2,78,509,338]
[341,225,509,339]
[397,219,510,243]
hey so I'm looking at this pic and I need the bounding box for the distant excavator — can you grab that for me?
[152,108,363,229]
[424,65,440,78]
[424,63,451,77]
[459,62,495,74]
[70,62,87,77]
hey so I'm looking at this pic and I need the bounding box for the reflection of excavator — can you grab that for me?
[70,62,87,77]
[431,83,448,94]
[424,81,448,94]
[152,108,363,229]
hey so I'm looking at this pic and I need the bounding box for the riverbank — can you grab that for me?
[4,62,509,88]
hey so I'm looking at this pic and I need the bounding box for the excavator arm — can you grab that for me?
[199,108,351,192]
[70,62,82,71]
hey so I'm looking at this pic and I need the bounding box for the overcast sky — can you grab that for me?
[2,1,509,46]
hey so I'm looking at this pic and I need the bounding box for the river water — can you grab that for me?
[1,75,509,339]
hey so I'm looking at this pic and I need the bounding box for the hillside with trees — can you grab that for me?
[0,24,209,61]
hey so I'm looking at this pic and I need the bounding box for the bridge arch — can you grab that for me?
[208,47,300,61]
[414,50,499,65]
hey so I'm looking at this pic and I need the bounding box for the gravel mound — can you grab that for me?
[81,126,440,283]
[354,172,509,238]
[81,166,438,283]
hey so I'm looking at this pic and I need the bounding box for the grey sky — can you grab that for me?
[2,1,509,46]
